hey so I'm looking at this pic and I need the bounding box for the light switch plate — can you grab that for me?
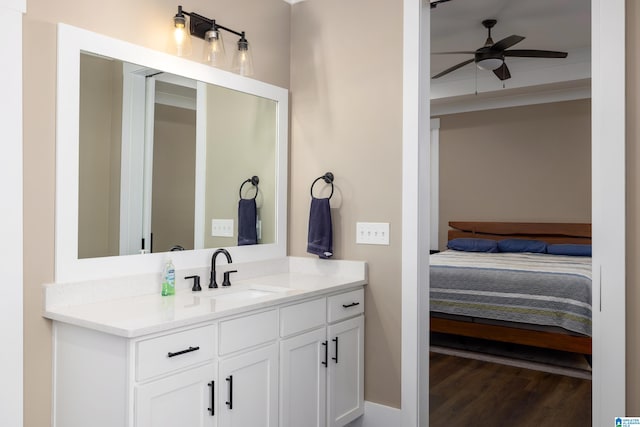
[211,219,234,237]
[356,222,390,245]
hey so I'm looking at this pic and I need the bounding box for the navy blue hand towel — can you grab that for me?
[238,198,258,246]
[307,197,333,258]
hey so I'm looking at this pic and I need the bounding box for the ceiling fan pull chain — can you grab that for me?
[475,66,478,95]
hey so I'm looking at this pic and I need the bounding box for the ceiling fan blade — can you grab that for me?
[432,51,477,55]
[504,49,568,58]
[493,63,511,80]
[432,58,475,79]
[430,0,452,9]
[490,35,525,51]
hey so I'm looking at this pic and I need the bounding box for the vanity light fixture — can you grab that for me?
[171,5,254,76]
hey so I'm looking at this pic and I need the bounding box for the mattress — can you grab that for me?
[429,251,592,336]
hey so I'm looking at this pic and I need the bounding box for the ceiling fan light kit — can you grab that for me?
[475,56,503,71]
[432,19,568,81]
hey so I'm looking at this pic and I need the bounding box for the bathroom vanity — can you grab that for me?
[49,23,364,427]
[45,257,366,427]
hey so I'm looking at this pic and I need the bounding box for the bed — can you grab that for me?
[430,221,592,355]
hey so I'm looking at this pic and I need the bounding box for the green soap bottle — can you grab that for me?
[161,259,176,296]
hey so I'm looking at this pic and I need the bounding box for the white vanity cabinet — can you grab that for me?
[326,290,365,427]
[218,310,279,427]
[279,299,328,427]
[51,286,364,427]
[135,362,217,427]
[134,324,218,427]
[279,288,365,427]
[52,322,218,427]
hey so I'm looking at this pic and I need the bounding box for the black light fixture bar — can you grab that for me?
[176,6,246,40]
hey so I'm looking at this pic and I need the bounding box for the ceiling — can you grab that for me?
[430,0,591,99]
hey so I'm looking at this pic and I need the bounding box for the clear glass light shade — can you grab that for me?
[203,29,226,67]
[171,17,192,57]
[232,40,254,77]
[476,57,503,71]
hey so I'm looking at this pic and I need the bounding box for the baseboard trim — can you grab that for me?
[347,401,401,427]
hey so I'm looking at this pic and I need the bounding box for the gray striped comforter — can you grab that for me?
[430,251,592,336]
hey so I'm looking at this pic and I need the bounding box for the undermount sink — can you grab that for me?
[213,288,280,302]
[200,285,293,305]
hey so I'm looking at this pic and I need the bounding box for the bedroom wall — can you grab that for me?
[626,0,640,415]
[22,1,290,425]
[289,0,403,408]
[437,99,592,250]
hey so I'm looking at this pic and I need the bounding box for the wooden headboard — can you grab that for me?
[447,221,592,245]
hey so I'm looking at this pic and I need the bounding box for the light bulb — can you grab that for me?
[170,9,192,57]
[203,28,226,67]
[232,36,254,77]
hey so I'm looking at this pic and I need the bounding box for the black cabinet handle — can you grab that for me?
[332,337,339,363]
[207,381,215,416]
[226,375,233,409]
[167,346,200,358]
[342,302,360,308]
[322,340,328,367]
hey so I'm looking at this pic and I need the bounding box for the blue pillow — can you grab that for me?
[447,238,498,253]
[547,244,592,257]
[497,239,547,253]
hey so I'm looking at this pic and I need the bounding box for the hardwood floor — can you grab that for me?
[429,352,592,427]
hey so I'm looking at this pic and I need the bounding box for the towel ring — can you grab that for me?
[239,176,259,200]
[310,172,334,199]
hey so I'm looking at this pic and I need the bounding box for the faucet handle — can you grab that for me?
[185,275,202,292]
[222,270,237,287]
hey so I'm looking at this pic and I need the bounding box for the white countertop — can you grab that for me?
[43,257,367,338]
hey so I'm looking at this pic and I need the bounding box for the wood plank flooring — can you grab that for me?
[430,352,592,427]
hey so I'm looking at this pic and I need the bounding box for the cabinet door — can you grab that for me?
[135,363,217,427]
[327,315,364,427]
[218,344,278,427]
[280,328,327,427]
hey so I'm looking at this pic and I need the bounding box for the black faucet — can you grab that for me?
[209,248,236,288]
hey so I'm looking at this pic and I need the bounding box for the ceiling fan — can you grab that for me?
[432,19,568,81]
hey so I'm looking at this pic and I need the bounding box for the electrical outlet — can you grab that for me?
[356,222,390,245]
[211,219,234,237]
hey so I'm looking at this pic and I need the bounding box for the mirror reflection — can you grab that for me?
[78,52,277,259]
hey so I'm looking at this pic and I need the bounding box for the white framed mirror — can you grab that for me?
[56,24,288,282]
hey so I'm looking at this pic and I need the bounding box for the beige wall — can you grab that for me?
[23,1,290,425]
[204,85,277,248]
[152,104,197,252]
[290,0,403,408]
[626,0,640,415]
[438,99,592,249]
[78,54,123,258]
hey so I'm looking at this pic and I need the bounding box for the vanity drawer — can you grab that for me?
[280,297,326,337]
[327,288,365,323]
[135,324,216,382]
[219,309,278,355]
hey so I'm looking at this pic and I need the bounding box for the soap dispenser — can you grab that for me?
[161,259,176,296]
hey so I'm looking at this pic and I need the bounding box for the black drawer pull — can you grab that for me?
[226,375,233,409]
[322,340,328,367]
[208,381,215,416]
[167,346,200,358]
[332,337,339,363]
[342,302,360,308]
